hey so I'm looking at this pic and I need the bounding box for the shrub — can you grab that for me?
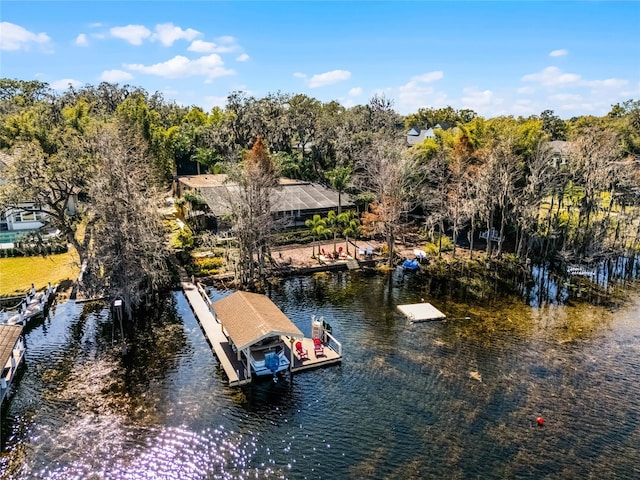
[423,234,454,254]
[172,225,195,251]
[194,256,225,276]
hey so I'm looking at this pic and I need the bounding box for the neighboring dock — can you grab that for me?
[1,284,58,326]
[181,281,342,386]
[0,324,25,404]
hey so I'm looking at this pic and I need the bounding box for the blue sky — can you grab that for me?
[1,1,638,118]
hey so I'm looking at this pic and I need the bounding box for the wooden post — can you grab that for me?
[289,337,295,374]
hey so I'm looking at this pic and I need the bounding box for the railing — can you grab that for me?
[480,229,504,242]
[196,282,218,320]
[324,331,342,357]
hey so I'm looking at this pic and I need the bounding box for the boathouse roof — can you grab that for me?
[212,291,303,351]
[0,324,23,365]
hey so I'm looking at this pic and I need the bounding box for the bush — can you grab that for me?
[423,234,454,255]
[194,256,225,276]
[171,225,195,251]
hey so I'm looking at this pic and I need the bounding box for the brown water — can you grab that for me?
[1,270,639,479]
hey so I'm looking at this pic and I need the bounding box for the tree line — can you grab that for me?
[0,78,639,302]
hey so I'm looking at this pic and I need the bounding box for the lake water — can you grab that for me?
[1,269,639,479]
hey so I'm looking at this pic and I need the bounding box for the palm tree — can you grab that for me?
[339,211,361,256]
[325,210,339,254]
[305,214,329,258]
[325,166,352,214]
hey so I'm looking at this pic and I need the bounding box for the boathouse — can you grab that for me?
[0,324,25,404]
[212,291,304,380]
[181,282,343,386]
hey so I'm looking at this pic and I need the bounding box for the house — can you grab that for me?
[174,174,354,231]
[0,324,25,404]
[212,291,303,380]
[406,123,453,146]
[0,151,78,248]
[0,152,47,234]
[549,140,572,168]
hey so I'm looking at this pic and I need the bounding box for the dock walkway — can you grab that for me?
[181,281,342,386]
[1,285,57,326]
[181,281,251,386]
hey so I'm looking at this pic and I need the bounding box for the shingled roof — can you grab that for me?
[212,291,303,351]
[178,174,352,217]
[0,324,23,367]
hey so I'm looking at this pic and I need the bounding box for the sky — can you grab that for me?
[1,1,639,119]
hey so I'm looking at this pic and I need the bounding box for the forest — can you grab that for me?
[0,78,639,309]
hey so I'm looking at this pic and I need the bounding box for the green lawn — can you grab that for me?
[0,250,80,297]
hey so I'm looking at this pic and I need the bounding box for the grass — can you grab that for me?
[0,250,80,297]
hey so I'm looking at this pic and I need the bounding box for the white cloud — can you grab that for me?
[100,69,133,82]
[522,66,629,92]
[460,87,502,109]
[549,49,568,57]
[110,25,151,45]
[521,66,581,87]
[396,71,446,111]
[125,54,235,80]
[236,53,249,62]
[89,22,103,28]
[293,72,306,79]
[585,78,628,89]
[188,40,216,53]
[188,39,236,53]
[0,22,51,51]
[75,33,89,47]
[153,23,200,46]
[349,87,362,97]
[307,69,351,88]
[50,78,83,90]
[216,35,236,44]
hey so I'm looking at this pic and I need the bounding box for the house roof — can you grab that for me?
[406,127,435,146]
[178,174,353,217]
[0,324,22,366]
[549,140,572,156]
[212,291,303,351]
[406,124,454,146]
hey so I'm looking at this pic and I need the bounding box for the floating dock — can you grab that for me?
[181,281,342,386]
[397,302,446,323]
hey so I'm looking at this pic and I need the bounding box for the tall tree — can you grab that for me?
[85,122,170,317]
[226,136,280,289]
[0,110,95,264]
[356,138,422,266]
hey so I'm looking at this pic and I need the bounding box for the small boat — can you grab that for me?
[247,338,291,378]
[402,258,419,271]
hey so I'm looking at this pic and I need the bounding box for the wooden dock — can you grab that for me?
[0,324,25,404]
[181,281,251,386]
[1,284,57,326]
[181,281,342,386]
[285,335,342,372]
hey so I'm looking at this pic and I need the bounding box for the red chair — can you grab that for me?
[313,337,324,357]
[295,341,309,360]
